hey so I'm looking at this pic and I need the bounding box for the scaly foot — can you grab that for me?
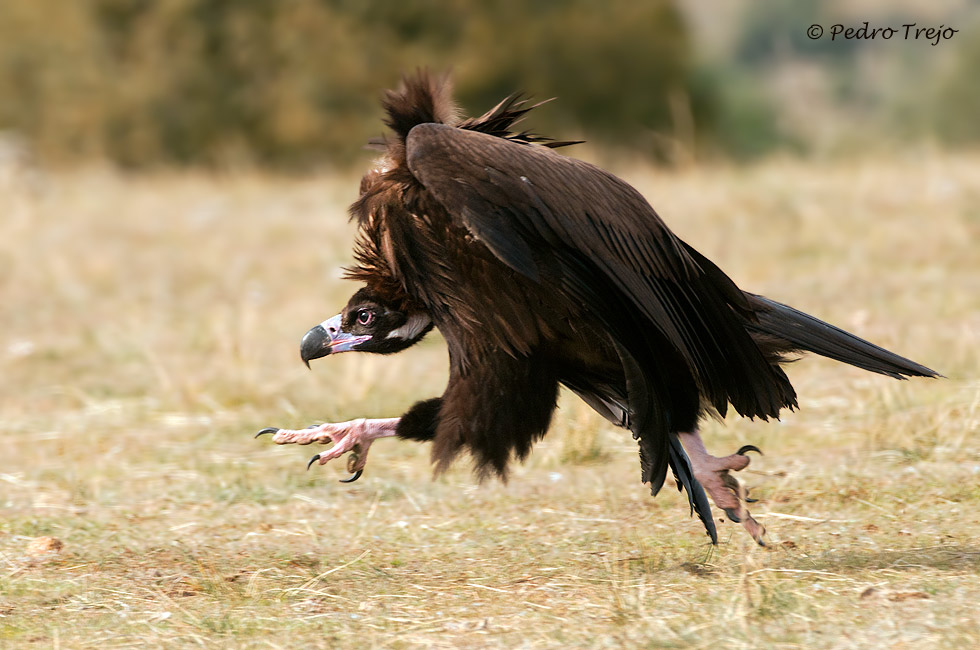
[256,417,400,482]
[679,429,766,545]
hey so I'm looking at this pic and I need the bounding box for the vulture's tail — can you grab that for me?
[745,294,940,379]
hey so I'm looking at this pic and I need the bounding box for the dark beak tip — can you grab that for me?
[300,324,330,367]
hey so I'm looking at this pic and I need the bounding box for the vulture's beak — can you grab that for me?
[300,314,371,367]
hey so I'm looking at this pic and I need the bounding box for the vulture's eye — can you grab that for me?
[356,309,375,326]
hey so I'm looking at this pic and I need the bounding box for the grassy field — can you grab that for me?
[1,154,978,648]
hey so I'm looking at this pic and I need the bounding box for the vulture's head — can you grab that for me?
[300,288,433,366]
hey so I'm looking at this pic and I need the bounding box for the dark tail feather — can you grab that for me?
[611,340,716,542]
[746,294,940,379]
[668,434,717,544]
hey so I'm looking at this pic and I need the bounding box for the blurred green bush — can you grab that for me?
[0,0,701,168]
[2,1,977,169]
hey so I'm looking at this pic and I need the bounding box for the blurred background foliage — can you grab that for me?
[0,0,977,169]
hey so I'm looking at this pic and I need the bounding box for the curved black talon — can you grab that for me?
[339,469,363,484]
[346,448,360,473]
[339,447,363,483]
[307,453,321,471]
[737,444,763,456]
[256,427,279,438]
[723,507,742,523]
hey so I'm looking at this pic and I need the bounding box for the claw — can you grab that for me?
[307,453,321,471]
[256,427,279,438]
[723,507,742,523]
[721,473,740,491]
[346,448,360,474]
[339,469,363,483]
[339,446,363,483]
[737,444,762,456]
[720,473,747,522]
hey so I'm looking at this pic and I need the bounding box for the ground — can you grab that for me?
[1,154,977,648]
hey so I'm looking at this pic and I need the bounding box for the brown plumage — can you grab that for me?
[262,71,938,544]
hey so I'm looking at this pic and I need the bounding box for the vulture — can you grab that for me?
[257,72,937,545]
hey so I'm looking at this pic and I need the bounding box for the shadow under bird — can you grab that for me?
[257,72,938,545]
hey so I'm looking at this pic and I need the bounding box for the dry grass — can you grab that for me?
[1,153,978,649]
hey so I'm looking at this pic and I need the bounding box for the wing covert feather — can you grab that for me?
[405,122,794,422]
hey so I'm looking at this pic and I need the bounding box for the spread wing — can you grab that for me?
[406,123,794,424]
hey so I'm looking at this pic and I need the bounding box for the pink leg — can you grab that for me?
[257,418,400,480]
[679,429,766,545]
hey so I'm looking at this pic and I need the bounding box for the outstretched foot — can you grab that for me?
[679,430,766,545]
[256,417,400,482]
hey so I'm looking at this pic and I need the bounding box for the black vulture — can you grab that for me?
[258,72,937,544]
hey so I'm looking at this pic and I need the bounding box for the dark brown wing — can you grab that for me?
[405,123,796,423]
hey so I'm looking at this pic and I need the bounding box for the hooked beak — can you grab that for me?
[299,314,372,367]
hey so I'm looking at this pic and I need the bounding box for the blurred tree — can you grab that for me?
[0,3,107,160]
[931,20,980,145]
[0,0,700,168]
[717,1,980,157]
[2,1,978,167]
[455,0,694,149]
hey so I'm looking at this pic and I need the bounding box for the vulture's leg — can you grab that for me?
[257,418,400,481]
[678,429,766,545]
[257,399,441,480]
